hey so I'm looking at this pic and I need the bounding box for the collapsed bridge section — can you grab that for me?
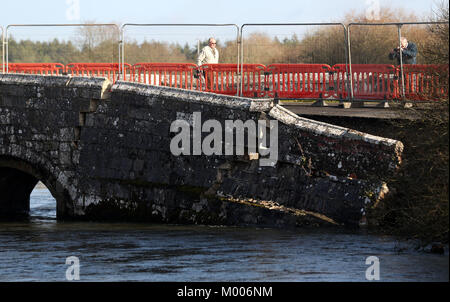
[0,74,403,226]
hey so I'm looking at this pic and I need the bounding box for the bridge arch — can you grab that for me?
[0,153,74,220]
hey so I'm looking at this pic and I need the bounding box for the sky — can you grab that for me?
[0,0,440,26]
[0,0,443,50]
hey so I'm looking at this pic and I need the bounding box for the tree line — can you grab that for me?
[1,5,448,66]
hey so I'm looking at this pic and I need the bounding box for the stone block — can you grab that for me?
[67,77,112,100]
[338,102,352,109]
[59,128,75,141]
[59,142,72,153]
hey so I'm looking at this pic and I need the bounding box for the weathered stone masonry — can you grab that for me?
[0,74,403,226]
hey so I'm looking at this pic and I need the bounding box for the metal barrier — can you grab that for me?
[347,21,449,100]
[265,64,334,99]
[5,23,120,73]
[200,63,266,97]
[66,63,130,84]
[399,64,449,101]
[131,62,200,89]
[120,23,240,90]
[333,64,398,100]
[1,26,4,73]
[240,23,348,98]
[4,63,65,75]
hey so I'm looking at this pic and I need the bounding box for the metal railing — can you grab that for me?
[240,23,349,99]
[1,26,4,73]
[347,21,449,101]
[4,23,120,73]
[1,21,449,102]
[120,23,240,94]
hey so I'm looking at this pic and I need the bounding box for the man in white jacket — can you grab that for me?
[197,37,219,66]
[197,37,219,90]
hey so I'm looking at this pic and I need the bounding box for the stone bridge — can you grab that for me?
[0,74,403,227]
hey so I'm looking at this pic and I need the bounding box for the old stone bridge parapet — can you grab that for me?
[0,74,403,226]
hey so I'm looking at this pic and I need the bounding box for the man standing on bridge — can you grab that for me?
[197,37,219,90]
[389,37,418,92]
[389,37,418,65]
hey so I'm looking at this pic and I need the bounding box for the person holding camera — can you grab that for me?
[389,37,418,65]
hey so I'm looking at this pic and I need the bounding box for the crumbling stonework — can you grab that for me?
[0,74,403,226]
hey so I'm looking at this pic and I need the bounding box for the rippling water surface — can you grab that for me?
[0,187,448,282]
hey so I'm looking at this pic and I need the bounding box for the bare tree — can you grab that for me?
[421,1,449,64]
[74,21,121,62]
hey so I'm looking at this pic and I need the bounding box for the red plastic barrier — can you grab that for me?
[265,64,334,99]
[398,64,448,101]
[4,62,447,102]
[131,63,200,90]
[5,63,65,75]
[66,63,130,84]
[200,63,266,97]
[333,64,398,100]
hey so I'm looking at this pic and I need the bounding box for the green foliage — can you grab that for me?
[8,36,101,64]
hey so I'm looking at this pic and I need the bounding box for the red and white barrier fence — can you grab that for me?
[2,62,448,101]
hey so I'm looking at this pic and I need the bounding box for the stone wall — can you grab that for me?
[0,74,109,218]
[0,74,403,226]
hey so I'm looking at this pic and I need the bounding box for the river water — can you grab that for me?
[0,186,448,282]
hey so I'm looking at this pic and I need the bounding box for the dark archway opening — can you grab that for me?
[0,167,39,219]
[0,155,65,221]
[0,156,72,221]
